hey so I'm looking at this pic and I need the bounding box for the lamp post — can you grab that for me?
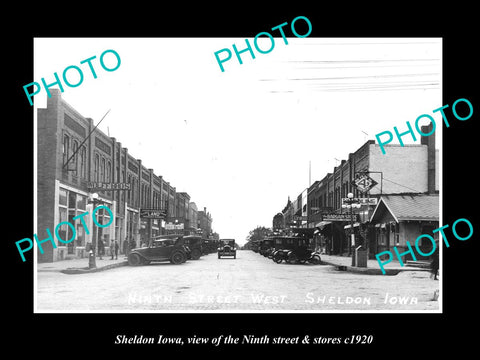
[87,192,102,269]
[342,192,361,266]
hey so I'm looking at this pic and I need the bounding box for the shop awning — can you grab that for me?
[344,222,360,229]
[315,221,332,229]
[370,194,439,223]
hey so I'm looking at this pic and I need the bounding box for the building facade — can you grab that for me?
[37,90,213,262]
[369,194,439,259]
[280,123,438,258]
[197,208,213,238]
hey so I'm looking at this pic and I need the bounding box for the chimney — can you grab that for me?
[420,122,435,194]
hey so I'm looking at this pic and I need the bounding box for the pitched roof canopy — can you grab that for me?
[370,194,439,223]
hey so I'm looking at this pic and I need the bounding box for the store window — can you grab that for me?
[58,189,91,251]
[77,194,86,210]
[68,191,76,209]
[57,207,68,242]
[59,188,68,206]
[94,204,112,244]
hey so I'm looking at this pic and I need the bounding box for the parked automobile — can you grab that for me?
[128,236,189,265]
[202,239,218,254]
[218,239,236,259]
[271,236,296,264]
[259,238,274,257]
[285,237,321,265]
[182,235,204,260]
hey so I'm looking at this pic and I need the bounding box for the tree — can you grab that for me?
[247,226,270,242]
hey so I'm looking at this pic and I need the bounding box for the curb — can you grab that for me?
[60,261,128,274]
[321,261,430,276]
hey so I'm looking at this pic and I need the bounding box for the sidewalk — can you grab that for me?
[37,256,128,274]
[320,254,431,275]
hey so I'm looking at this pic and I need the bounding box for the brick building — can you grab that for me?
[197,207,213,238]
[283,123,438,257]
[36,90,212,262]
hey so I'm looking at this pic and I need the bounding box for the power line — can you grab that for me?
[382,177,423,193]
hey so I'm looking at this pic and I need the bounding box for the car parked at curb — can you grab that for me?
[182,235,204,260]
[128,236,189,265]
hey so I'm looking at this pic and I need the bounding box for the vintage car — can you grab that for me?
[218,239,236,259]
[271,236,296,264]
[182,235,204,260]
[202,239,218,255]
[128,236,189,265]
[259,238,274,257]
[285,237,321,265]
[272,236,321,265]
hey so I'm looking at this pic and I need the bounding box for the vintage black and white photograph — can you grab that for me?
[32,37,443,313]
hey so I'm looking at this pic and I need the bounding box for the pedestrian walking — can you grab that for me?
[110,240,115,260]
[98,238,104,260]
[430,250,439,280]
[123,238,129,255]
[114,240,119,260]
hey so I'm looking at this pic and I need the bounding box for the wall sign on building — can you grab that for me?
[323,213,359,222]
[140,208,167,219]
[87,182,131,191]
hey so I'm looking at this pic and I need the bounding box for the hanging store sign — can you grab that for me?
[293,215,308,221]
[323,213,359,222]
[341,197,378,206]
[353,173,378,193]
[140,208,167,219]
[165,222,184,230]
[88,182,131,191]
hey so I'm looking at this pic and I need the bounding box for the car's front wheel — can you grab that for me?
[170,251,186,265]
[287,252,297,264]
[309,254,321,265]
[273,253,283,264]
[191,249,201,260]
[128,253,142,266]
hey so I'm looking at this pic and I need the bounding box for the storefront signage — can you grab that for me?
[353,173,378,193]
[310,207,333,213]
[341,197,377,206]
[88,182,131,191]
[293,215,308,221]
[140,208,166,219]
[323,213,359,222]
[165,222,184,230]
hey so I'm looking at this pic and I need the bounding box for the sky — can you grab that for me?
[34,37,442,245]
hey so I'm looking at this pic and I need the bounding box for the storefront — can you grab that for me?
[369,194,439,260]
[55,181,115,261]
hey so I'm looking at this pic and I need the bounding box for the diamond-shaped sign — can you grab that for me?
[353,173,378,193]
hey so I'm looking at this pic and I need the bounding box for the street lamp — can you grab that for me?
[87,192,102,269]
[342,192,361,265]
